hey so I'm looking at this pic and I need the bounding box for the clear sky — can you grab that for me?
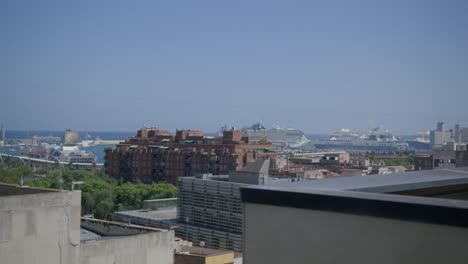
[1,0,467,134]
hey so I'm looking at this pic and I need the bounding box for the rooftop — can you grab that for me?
[241,167,468,228]
[114,207,177,222]
[80,218,165,243]
[239,159,271,174]
[255,167,468,193]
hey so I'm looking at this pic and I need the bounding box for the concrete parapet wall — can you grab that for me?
[0,190,81,264]
[80,230,175,264]
[243,203,468,264]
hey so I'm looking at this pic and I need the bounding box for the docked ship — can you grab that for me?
[22,129,96,164]
[314,127,408,152]
[242,123,310,147]
[406,131,431,152]
[49,145,96,164]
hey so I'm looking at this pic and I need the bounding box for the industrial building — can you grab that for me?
[433,142,468,169]
[176,159,294,252]
[241,168,468,264]
[0,183,175,264]
[105,127,276,184]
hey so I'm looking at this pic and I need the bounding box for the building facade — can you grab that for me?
[430,121,468,147]
[461,128,468,143]
[433,142,468,169]
[176,159,293,252]
[414,153,433,171]
[176,175,247,252]
[0,184,175,264]
[241,169,468,264]
[105,128,276,184]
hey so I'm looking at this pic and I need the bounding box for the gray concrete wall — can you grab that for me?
[243,203,468,264]
[229,171,261,184]
[456,149,468,167]
[80,230,175,264]
[0,190,81,264]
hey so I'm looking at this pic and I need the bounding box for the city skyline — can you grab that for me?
[0,120,467,137]
[2,0,468,134]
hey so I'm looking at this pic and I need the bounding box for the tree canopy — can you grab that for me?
[0,166,177,220]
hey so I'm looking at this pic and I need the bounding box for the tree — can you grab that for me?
[0,166,31,184]
[92,189,115,220]
[82,192,95,215]
[94,199,114,220]
[0,167,177,220]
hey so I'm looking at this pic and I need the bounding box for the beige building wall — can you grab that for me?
[175,254,205,264]
[206,252,235,264]
[0,190,81,264]
[175,250,234,264]
[243,203,468,264]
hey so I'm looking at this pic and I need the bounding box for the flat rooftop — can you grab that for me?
[114,207,177,221]
[241,168,468,228]
[80,218,165,243]
[255,167,468,194]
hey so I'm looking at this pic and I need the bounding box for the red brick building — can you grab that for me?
[104,128,276,184]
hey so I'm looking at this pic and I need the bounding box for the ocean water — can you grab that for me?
[0,144,115,164]
[2,130,134,140]
[81,144,116,163]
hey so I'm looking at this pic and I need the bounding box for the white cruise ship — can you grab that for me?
[315,127,408,152]
[243,123,310,147]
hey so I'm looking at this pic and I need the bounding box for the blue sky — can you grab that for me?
[1,0,467,134]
